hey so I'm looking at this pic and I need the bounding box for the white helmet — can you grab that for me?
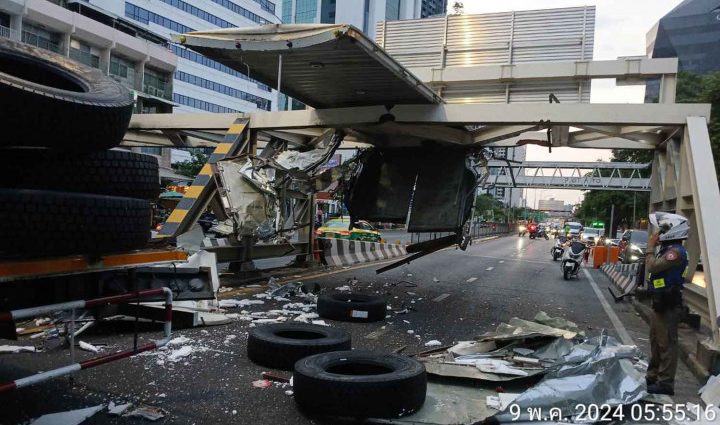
[649,212,689,242]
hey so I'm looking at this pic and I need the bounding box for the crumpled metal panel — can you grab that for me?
[494,335,647,423]
[345,147,475,232]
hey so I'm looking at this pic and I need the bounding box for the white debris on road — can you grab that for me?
[466,277,477,283]
[294,313,319,323]
[167,336,191,345]
[311,320,329,326]
[0,345,36,354]
[223,334,237,345]
[407,330,414,334]
[334,285,351,292]
[108,401,132,416]
[79,341,101,353]
[424,340,442,347]
[219,299,265,308]
[30,405,104,425]
[167,346,193,362]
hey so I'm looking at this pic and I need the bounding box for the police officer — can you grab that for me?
[644,212,690,395]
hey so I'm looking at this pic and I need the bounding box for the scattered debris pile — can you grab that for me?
[218,281,323,326]
[380,312,653,424]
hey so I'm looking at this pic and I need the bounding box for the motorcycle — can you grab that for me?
[537,227,550,240]
[527,223,538,239]
[561,240,587,280]
[551,236,566,261]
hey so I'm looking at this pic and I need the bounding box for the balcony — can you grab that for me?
[0,25,21,41]
[21,30,62,53]
[69,47,104,69]
[143,84,171,100]
[109,66,136,91]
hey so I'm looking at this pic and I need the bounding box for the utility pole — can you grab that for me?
[632,193,636,228]
[609,204,615,239]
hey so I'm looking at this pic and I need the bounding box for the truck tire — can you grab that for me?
[247,323,351,370]
[0,189,150,259]
[0,38,134,152]
[293,351,427,418]
[0,150,160,200]
[317,293,387,323]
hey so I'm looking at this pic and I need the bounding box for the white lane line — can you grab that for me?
[485,267,494,271]
[433,293,450,302]
[466,277,477,283]
[498,260,504,263]
[582,268,634,345]
[468,255,547,265]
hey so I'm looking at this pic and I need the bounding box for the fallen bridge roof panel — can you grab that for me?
[173,24,442,109]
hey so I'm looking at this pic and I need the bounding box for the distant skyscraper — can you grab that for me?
[645,0,720,102]
[420,0,447,18]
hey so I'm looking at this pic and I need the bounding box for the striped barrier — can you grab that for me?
[602,262,640,301]
[318,238,406,267]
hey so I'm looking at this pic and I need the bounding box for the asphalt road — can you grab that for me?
[0,235,702,424]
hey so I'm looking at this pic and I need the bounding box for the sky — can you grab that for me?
[461,0,683,205]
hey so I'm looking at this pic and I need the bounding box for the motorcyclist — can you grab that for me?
[644,212,690,396]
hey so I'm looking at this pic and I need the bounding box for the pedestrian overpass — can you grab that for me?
[126,24,720,349]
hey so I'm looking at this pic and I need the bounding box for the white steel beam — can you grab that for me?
[684,116,720,342]
[411,58,678,86]
[245,103,711,130]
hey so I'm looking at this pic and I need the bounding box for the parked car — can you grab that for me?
[316,217,382,242]
[619,229,648,264]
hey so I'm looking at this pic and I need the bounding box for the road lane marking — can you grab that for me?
[466,277,477,283]
[485,267,494,271]
[433,293,450,302]
[582,268,634,345]
[467,255,547,265]
[498,260,504,263]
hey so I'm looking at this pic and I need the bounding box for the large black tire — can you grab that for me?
[0,38,134,152]
[247,323,351,370]
[317,293,387,322]
[294,351,427,418]
[0,189,150,259]
[0,150,160,200]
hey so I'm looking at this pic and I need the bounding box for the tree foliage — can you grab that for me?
[675,70,720,181]
[172,152,208,178]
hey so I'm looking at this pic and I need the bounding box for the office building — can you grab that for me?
[645,0,720,102]
[0,0,177,114]
[280,0,443,39]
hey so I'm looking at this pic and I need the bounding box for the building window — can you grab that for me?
[295,0,317,23]
[209,0,274,23]
[109,55,136,89]
[173,93,240,113]
[69,39,101,69]
[141,147,162,155]
[174,70,272,110]
[170,45,271,92]
[144,67,170,99]
[126,3,194,33]
[21,22,62,53]
[385,0,400,21]
[282,0,293,23]
[157,0,268,26]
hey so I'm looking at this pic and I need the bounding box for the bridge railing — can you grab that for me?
[409,222,513,244]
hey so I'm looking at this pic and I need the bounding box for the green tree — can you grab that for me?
[675,70,720,181]
[172,152,208,178]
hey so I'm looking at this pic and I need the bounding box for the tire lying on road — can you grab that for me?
[293,351,427,418]
[0,189,150,259]
[247,323,351,370]
[0,150,160,200]
[0,38,134,151]
[317,293,387,322]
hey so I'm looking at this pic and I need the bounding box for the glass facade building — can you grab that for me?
[645,0,720,102]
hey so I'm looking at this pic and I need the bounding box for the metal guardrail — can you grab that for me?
[410,222,512,244]
[684,283,711,331]
[0,25,20,41]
